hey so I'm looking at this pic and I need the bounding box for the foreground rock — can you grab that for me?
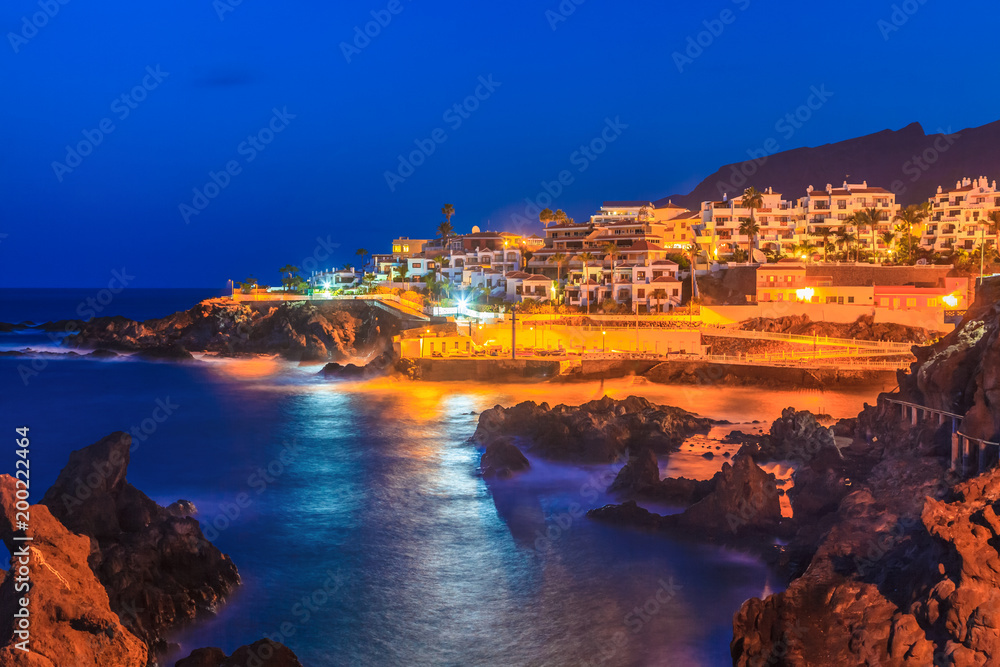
[732,277,1000,666]
[39,432,240,659]
[479,436,530,479]
[607,448,714,505]
[473,395,713,463]
[0,475,148,666]
[175,640,303,667]
[589,453,782,542]
[64,299,400,362]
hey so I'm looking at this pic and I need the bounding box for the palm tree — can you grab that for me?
[579,252,596,314]
[738,217,761,263]
[838,231,858,262]
[795,241,817,262]
[442,204,455,224]
[539,208,555,227]
[880,230,896,262]
[814,228,834,262]
[686,242,700,304]
[355,248,369,270]
[554,209,568,223]
[239,275,258,294]
[652,288,667,315]
[740,186,764,261]
[857,207,883,263]
[893,205,928,263]
[362,273,377,292]
[550,252,567,303]
[602,242,618,283]
[278,264,300,292]
[437,221,454,238]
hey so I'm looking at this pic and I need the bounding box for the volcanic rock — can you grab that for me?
[0,475,148,666]
[480,437,530,479]
[175,640,303,667]
[472,395,713,463]
[39,432,240,659]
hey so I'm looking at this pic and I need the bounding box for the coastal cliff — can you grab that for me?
[731,277,1000,666]
[62,300,400,362]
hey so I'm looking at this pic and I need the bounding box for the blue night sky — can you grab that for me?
[3,0,999,287]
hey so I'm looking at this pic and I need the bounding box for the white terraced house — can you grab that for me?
[922,177,1000,253]
[796,182,900,254]
[697,187,797,259]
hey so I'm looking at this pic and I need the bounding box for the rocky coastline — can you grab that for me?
[9,299,402,363]
[0,433,304,667]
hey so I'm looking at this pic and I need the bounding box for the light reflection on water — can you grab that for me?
[1,352,883,666]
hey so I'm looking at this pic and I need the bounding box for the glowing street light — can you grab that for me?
[602,330,607,352]
[942,294,959,308]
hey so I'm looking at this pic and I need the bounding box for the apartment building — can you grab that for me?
[697,187,797,258]
[922,177,1000,253]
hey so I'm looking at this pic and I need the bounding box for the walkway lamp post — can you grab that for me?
[603,331,607,352]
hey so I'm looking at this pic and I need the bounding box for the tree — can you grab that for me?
[554,209,568,223]
[579,252,596,314]
[740,186,764,261]
[686,242,700,304]
[652,288,667,315]
[278,264,301,292]
[442,204,455,224]
[437,221,454,238]
[857,207,883,263]
[539,208,555,226]
[238,275,258,294]
[602,242,618,283]
[795,241,816,262]
[362,273,377,292]
[355,248,370,271]
[880,230,896,262]
[986,210,1000,252]
[814,227,834,262]
[894,204,928,263]
[550,252,567,303]
[838,230,858,262]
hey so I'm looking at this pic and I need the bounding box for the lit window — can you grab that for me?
[907,298,917,308]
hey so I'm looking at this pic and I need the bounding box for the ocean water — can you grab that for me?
[0,291,881,666]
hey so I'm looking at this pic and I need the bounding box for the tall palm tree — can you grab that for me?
[740,186,764,261]
[814,228,833,262]
[838,231,858,262]
[441,204,455,224]
[880,230,896,262]
[857,207,883,263]
[602,242,618,283]
[554,209,568,223]
[686,242,700,303]
[550,252,567,303]
[579,252,596,314]
[893,204,928,263]
[278,264,300,292]
[539,208,555,227]
[437,221,454,238]
[355,248,369,271]
[795,241,816,262]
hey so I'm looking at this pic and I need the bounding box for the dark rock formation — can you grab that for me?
[472,395,713,463]
[63,299,400,363]
[607,448,660,495]
[0,475,149,666]
[480,437,530,479]
[39,432,240,660]
[732,277,1000,666]
[175,640,303,667]
[762,407,840,463]
[590,453,782,542]
[320,350,396,379]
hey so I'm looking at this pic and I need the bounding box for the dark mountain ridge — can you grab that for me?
[656,119,1000,208]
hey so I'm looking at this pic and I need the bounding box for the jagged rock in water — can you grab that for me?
[480,437,530,479]
[39,432,240,659]
[175,640,303,667]
[0,475,149,666]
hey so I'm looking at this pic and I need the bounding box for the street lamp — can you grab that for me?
[602,331,607,352]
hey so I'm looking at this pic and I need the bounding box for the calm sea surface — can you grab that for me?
[0,290,884,666]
